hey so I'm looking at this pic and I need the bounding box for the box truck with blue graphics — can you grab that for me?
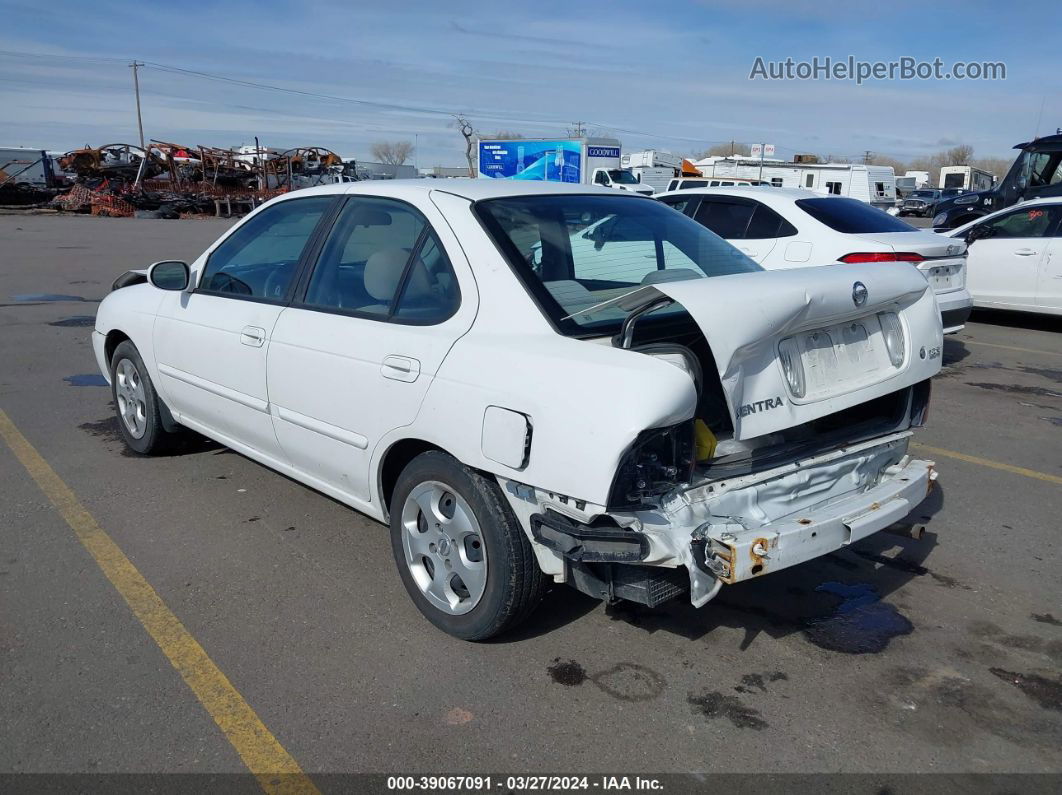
[477,137,653,195]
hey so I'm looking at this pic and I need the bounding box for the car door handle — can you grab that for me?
[240,326,266,347]
[1014,248,1039,256]
[381,355,421,382]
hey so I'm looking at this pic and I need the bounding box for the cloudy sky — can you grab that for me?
[0,0,1058,166]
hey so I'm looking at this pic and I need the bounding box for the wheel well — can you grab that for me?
[379,439,444,517]
[104,330,131,366]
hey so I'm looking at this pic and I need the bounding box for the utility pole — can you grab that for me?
[571,121,586,137]
[129,61,147,188]
[129,61,146,151]
[863,150,872,164]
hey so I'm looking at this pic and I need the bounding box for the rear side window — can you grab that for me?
[796,197,916,233]
[303,197,459,324]
[200,197,333,300]
[745,203,798,238]
[678,179,707,190]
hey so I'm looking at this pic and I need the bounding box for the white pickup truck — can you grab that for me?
[92,180,943,640]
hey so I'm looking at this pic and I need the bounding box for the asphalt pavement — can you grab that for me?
[1,214,1060,783]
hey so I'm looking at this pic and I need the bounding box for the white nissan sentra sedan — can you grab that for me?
[93,180,943,640]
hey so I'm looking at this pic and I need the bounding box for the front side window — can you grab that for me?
[980,206,1061,239]
[1027,152,1062,188]
[200,197,333,300]
[303,197,459,323]
[608,170,639,185]
[476,194,760,335]
[694,200,755,239]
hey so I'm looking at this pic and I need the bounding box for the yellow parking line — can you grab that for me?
[961,339,1062,358]
[0,408,319,795]
[912,442,1062,485]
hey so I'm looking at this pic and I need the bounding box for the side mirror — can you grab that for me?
[965,225,986,245]
[148,260,190,291]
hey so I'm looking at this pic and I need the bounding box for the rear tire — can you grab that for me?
[389,451,547,640]
[109,340,177,455]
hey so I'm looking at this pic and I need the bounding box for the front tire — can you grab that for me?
[109,340,177,455]
[389,451,546,640]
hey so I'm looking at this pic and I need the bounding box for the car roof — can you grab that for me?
[309,178,647,202]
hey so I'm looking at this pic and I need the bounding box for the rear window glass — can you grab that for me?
[796,197,916,233]
[476,194,760,335]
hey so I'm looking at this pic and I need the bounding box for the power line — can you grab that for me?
[0,47,947,161]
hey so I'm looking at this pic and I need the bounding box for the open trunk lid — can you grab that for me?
[600,262,943,439]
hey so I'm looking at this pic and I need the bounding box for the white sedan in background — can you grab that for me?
[657,187,973,333]
[947,198,1062,315]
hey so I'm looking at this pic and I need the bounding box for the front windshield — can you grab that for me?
[608,169,639,185]
[476,194,761,334]
[910,190,936,198]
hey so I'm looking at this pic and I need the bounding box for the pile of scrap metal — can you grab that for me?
[51,142,354,217]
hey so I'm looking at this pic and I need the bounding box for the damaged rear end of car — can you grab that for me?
[475,191,943,610]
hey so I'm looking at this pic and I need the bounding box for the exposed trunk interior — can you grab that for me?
[627,310,930,480]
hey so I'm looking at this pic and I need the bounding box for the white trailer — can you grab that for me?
[622,149,684,170]
[938,165,994,192]
[631,166,679,193]
[704,159,896,208]
[621,150,683,193]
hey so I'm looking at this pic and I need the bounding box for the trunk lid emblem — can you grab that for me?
[852,281,868,307]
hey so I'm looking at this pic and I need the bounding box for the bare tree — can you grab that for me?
[370,140,414,166]
[971,156,1009,180]
[941,144,973,166]
[452,115,476,177]
[490,130,525,140]
[865,153,908,173]
[698,141,751,158]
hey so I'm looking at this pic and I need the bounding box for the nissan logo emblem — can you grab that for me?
[852,281,868,307]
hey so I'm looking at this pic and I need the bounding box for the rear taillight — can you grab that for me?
[777,337,806,398]
[878,312,906,367]
[839,252,925,263]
